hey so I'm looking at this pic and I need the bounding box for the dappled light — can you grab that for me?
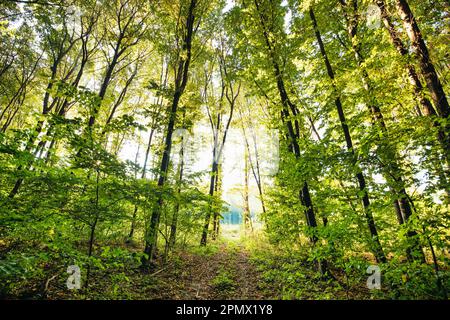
[0,0,448,301]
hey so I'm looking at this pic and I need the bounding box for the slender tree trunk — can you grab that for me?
[376,1,434,115]
[309,7,386,263]
[243,148,253,231]
[104,66,138,128]
[40,37,93,161]
[128,60,167,242]
[0,75,30,127]
[142,0,197,267]
[200,56,238,245]
[7,53,62,198]
[86,168,100,288]
[254,0,326,274]
[240,105,267,215]
[201,160,219,245]
[212,163,222,239]
[167,134,185,253]
[87,42,121,128]
[340,0,424,262]
[376,0,449,187]
[201,99,236,244]
[7,31,79,198]
[395,0,450,120]
[128,128,155,241]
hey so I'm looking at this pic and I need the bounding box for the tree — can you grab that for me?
[338,0,423,262]
[200,36,240,245]
[309,5,385,263]
[142,0,203,267]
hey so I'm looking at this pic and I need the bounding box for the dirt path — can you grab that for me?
[148,243,268,300]
[41,241,270,300]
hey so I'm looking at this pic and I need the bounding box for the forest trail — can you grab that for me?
[40,239,271,300]
[3,0,448,302]
[145,242,268,300]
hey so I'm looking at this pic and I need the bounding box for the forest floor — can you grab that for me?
[140,243,268,300]
[6,226,373,300]
[43,236,371,300]
[50,241,274,300]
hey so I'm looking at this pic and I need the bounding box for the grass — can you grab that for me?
[211,268,236,292]
[187,242,220,257]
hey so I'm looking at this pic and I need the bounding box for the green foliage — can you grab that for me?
[212,268,236,292]
[0,0,448,300]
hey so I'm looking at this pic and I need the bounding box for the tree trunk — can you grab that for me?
[243,148,253,231]
[376,1,434,115]
[200,53,238,245]
[254,0,326,274]
[128,128,155,241]
[240,107,267,215]
[104,66,138,128]
[86,168,100,288]
[340,0,424,262]
[212,164,222,240]
[376,0,449,185]
[142,0,197,267]
[167,129,186,252]
[309,7,386,263]
[200,160,219,245]
[7,51,62,198]
[395,0,449,120]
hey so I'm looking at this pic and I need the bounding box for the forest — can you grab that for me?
[0,0,448,300]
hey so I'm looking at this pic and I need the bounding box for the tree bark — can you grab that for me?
[7,41,71,198]
[309,7,386,263]
[239,105,267,215]
[142,0,198,267]
[200,53,239,245]
[167,134,185,252]
[242,148,253,231]
[201,157,219,245]
[212,163,222,240]
[340,0,424,262]
[395,0,449,120]
[254,0,326,273]
[376,0,449,184]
